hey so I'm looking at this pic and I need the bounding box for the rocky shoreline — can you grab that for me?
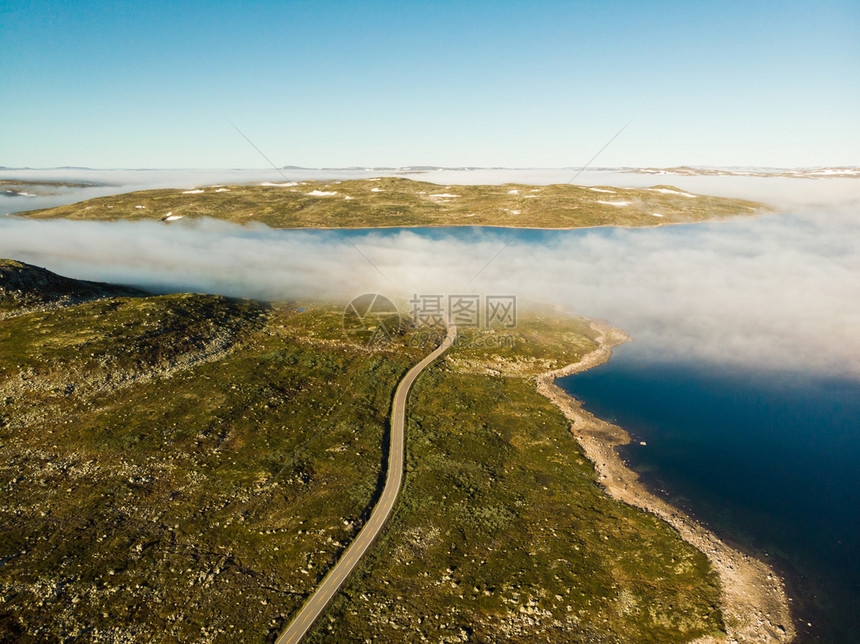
[536,320,795,643]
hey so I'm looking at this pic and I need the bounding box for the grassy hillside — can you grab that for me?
[0,265,725,642]
[17,177,766,229]
[0,259,143,317]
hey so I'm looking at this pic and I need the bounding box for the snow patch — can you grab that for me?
[261,182,297,187]
[589,188,616,193]
[807,168,860,176]
[597,200,632,206]
[645,188,697,198]
[371,187,384,192]
[651,213,664,217]
[182,189,205,194]
[162,213,183,221]
[429,193,460,198]
[307,190,338,197]
[134,205,146,209]
[214,188,231,192]
[507,189,519,194]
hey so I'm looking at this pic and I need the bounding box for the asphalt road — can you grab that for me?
[276,322,457,644]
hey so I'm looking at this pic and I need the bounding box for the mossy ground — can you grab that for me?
[18,177,765,230]
[0,281,724,642]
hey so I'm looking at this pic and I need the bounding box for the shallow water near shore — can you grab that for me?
[558,345,860,643]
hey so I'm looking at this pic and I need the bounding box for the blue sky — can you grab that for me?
[1,0,857,168]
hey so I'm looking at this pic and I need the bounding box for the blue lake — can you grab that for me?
[558,345,860,643]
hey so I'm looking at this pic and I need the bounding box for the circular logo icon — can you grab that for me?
[342,293,404,349]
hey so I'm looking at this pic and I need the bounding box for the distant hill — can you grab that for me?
[17,176,767,230]
[626,165,860,178]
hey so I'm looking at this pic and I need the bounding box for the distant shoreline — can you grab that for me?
[536,320,795,643]
[3,210,772,233]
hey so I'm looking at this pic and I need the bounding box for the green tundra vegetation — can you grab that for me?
[18,176,765,229]
[0,261,724,642]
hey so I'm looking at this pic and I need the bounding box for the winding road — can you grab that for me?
[276,321,457,644]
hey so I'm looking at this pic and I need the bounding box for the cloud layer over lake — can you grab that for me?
[1,174,858,379]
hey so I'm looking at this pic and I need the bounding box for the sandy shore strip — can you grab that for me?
[536,320,795,643]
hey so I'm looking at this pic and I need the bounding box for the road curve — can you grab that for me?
[276,321,457,644]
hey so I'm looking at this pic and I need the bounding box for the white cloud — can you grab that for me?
[1,175,858,380]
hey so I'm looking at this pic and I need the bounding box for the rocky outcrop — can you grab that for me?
[0,258,144,318]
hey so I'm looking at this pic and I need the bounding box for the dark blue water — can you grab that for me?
[558,346,860,643]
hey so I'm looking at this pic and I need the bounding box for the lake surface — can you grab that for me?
[558,346,860,643]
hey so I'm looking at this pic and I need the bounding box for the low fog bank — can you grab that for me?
[1,199,858,380]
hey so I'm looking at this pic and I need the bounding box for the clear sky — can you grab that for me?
[1,0,858,169]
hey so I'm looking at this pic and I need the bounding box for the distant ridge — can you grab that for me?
[2,165,857,174]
